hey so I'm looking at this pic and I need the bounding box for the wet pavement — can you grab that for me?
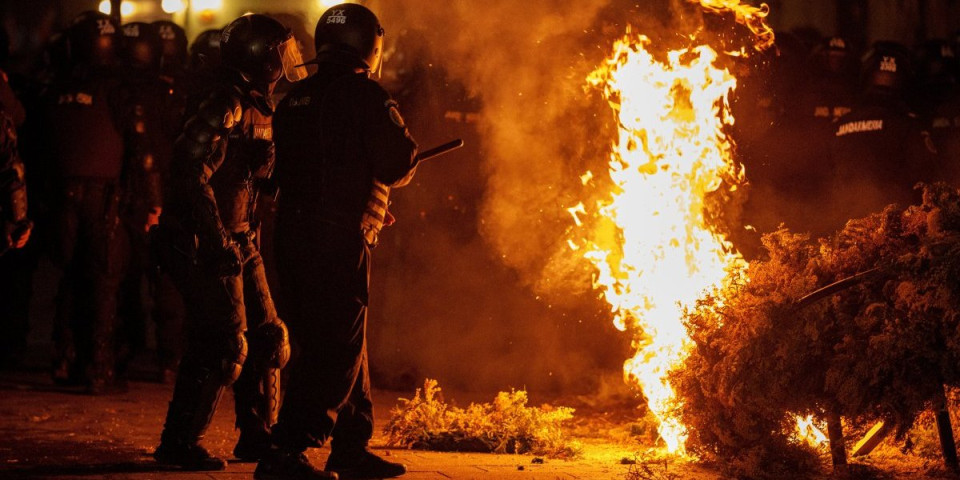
[0,369,698,480]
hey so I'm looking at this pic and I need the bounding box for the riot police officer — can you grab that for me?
[915,40,960,183]
[115,21,185,383]
[188,29,222,72]
[153,20,189,138]
[0,26,33,367]
[44,11,159,393]
[828,42,938,230]
[183,29,222,125]
[153,20,188,86]
[0,101,29,253]
[801,36,858,126]
[152,13,306,471]
[255,5,417,480]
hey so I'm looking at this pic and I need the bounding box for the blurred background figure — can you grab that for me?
[152,20,188,135]
[915,39,960,183]
[184,28,221,107]
[0,23,33,368]
[827,41,939,229]
[43,11,161,394]
[115,20,185,384]
[802,35,860,127]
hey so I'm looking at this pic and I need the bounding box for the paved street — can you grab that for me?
[0,370,703,480]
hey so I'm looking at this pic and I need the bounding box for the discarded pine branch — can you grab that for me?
[384,379,582,458]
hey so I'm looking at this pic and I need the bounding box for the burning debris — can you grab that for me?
[672,184,960,478]
[568,0,772,455]
[384,379,582,458]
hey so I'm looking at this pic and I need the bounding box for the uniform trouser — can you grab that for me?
[160,237,284,445]
[51,180,128,384]
[117,223,185,377]
[152,270,185,374]
[272,221,374,454]
[0,243,38,364]
[117,224,149,377]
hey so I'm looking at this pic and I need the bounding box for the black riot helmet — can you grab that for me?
[916,39,957,89]
[189,29,222,70]
[861,41,914,94]
[152,20,188,74]
[42,32,71,82]
[121,22,162,72]
[811,36,858,78]
[314,4,384,74]
[68,11,119,68]
[221,14,307,95]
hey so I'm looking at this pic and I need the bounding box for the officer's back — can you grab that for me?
[274,63,417,232]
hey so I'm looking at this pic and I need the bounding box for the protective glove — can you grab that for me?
[216,241,243,278]
[144,207,161,233]
[3,218,32,251]
[245,139,275,179]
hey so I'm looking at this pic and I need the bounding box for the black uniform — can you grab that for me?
[154,66,289,458]
[829,92,938,228]
[828,44,939,230]
[915,41,960,184]
[0,73,30,364]
[115,28,183,381]
[44,55,161,389]
[270,61,418,454]
[927,94,960,183]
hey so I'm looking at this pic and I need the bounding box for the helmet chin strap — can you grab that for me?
[233,71,277,115]
[372,55,383,80]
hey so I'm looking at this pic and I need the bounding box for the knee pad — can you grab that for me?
[219,333,248,385]
[252,320,290,369]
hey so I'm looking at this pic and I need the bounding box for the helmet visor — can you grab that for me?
[279,37,308,82]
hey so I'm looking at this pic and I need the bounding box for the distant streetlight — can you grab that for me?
[318,0,349,9]
[161,0,186,14]
[98,0,135,16]
[193,0,223,10]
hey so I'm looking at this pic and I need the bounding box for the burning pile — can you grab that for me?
[672,183,960,477]
[568,0,773,454]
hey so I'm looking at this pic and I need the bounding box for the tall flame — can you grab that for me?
[699,0,775,51]
[571,0,773,454]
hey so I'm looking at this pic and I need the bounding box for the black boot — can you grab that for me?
[325,449,406,479]
[153,440,226,471]
[255,449,339,480]
[233,365,280,462]
[234,427,272,462]
[155,361,226,470]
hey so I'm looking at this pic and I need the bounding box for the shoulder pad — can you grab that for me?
[196,89,243,131]
[351,74,390,96]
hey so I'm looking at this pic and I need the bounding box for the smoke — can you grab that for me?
[357,0,751,395]
[372,0,690,296]
[358,0,668,395]
[376,0,606,293]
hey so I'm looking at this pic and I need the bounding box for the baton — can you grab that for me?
[416,139,464,162]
